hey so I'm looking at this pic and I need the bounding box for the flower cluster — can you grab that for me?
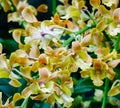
[0,0,120,107]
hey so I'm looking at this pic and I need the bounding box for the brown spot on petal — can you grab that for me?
[93,60,102,72]
[39,68,50,81]
[72,41,81,53]
[38,54,48,65]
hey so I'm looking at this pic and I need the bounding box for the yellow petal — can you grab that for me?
[29,45,40,58]
[12,29,23,44]
[92,28,103,45]
[31,93,50,100]
[93,78,103,86]
[9,53,18,67]
[13,93,24,103]
[78,50,88,61]
[46,94,55,105]
[0,70,9,78]
[17,57,34,66]
[72,41,81,53]
[107,68,115,80]
[39,68,50,81]
[8,12,20,22]
[22,83,40,97]
[98,5,110,15]
[0,55,8,70]
[108,85,120,96]
[5,103,14,108]
[113,8,120,23]
[62,85,71,96]
[25,26,37,36]
[96,19,107,31]
[65,20,74,30]
[1,0,11,12]
[90,0,100,8]
[38,54,48,65]
[22,7,38,23]
[81,34,91,47]
[61,94,73,107]
[80,70,90,78]
[108,59,120,68]
[0,92,2,107]
[9,79,21,87]
[78,1,86,10]
[61,6,80,19]
[37,4,48,13]
[20,66,32,79]
[102,0,119,7]
[22,87,33,98]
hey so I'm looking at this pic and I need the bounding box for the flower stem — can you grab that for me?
[101,78,109,108]
[115,33,120,51]
[61,36,75,47]
[52,0,56,15]
[21,97,29,108]
[74,24,96,36]
[102,31,113,48]
[61,24,96,47]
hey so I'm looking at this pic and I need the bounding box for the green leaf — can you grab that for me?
[0,38,4,43]
[70,96,83,108]
[74,78,102,93]
[0,78,15,98]
[2,39,18,52]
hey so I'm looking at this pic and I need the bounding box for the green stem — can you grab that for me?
[21,97,29,108]
[82,9,97,25]
[61,24,96,47]
[61,36,75,47]
[101,78,109,108]
[102,31,113,48]
[115,33,120,51]
[52,0,56,15]
[74,24,96,36]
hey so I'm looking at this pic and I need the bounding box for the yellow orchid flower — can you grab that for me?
[7,0,38,23]
[61,6,80,19]
[24,21,64,49]
[0,45,11,78]
[108,80,120,96]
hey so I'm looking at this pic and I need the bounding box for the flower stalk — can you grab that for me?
[115,33,120,51]
[61,24,96,47]
[20,97,29,108]
[52,0,56,15]
[101,78,109,108]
